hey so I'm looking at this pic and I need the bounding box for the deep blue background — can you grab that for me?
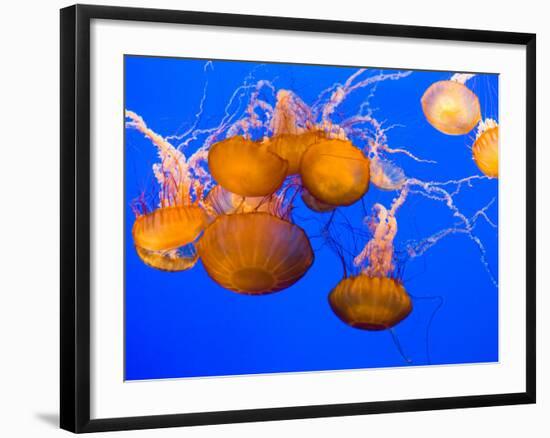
[125,56,499,380]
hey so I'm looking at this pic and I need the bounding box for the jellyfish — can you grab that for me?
[326,200,412,330]
[472,119,499,178]
[135,244,199,272]
[369,157,406,191]
[132,205,208,252]
[329,275,412,330]
[266,131,325,175]
[198,212,314,294]
[204,184,280,216]
[208,136,288,197]
[300,139,370,206]
[301,189,335,213]
[264,90,324,175]
[421,79,481,135]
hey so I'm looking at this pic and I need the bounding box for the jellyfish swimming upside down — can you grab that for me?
[132,205,209,272]
[329,275,412,331]
[132,205,208,251]
[198,212,314,295]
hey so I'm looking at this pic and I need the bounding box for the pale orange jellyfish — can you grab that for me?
[421,80,481,135]
[329,275,412,330]
[369,157,406,191]
[472,119,499,178]
[301,189,335,213]
[205,184,279,216]
[198,212,314,294]
[135,244,199,272]
[132,205,208,252]
[300,139,370,206]
[208,136,288,197]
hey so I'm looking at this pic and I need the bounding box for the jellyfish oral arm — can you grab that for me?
[450,73,476,84]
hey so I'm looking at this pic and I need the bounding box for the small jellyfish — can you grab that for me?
[329,275,412,330]
[266,131,325,175]
[472,119,499,178]
[370,157,406,191]
[205,184,278,216]
[300,139,370,206]
[132,205,208,252]
[208,136,288,197]
[301,189,336,213]
[421,80,481,135]
[135,244,199,272]
[198,212,314,294]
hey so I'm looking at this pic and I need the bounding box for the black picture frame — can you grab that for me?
[60,4,536,433]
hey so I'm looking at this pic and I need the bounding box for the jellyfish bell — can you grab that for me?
[300,139,370,206]
[198,212,314,295]
[208,136,288,197]
[301,189,335,213]
[205,184,279,216]
[370,157,406,191]
[472,119,499,178]
[132,205,208,252]
[421,80,481,135]
[135,243,199,272]
[329,275,412,330]
[266,131,325,175]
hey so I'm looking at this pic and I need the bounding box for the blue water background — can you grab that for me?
[124,56,499,380]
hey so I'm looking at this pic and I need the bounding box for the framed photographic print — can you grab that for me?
[60,4,536,433]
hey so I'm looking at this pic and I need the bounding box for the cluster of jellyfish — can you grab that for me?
[127,66,498,363]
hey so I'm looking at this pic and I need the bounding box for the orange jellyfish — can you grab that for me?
[205,184,279,216]
[421,80,481,135]
[472,119,499,178]
[135,244,199,272]
[208,136,288,197]
[329,275,412,330]
[266,131,325,175]
[132,205,208,252]
[300,139,370,206]
[198,212,314,294]
[329,201,412,330]
[264,90,323,175]
[301,189,335,213]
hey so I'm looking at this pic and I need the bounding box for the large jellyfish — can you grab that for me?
[198,212,314,294]
[421,77,481,135]
[300,139,371,206]
[208,136,288,197]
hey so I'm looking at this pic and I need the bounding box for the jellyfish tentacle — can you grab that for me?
[389,328,413,364]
